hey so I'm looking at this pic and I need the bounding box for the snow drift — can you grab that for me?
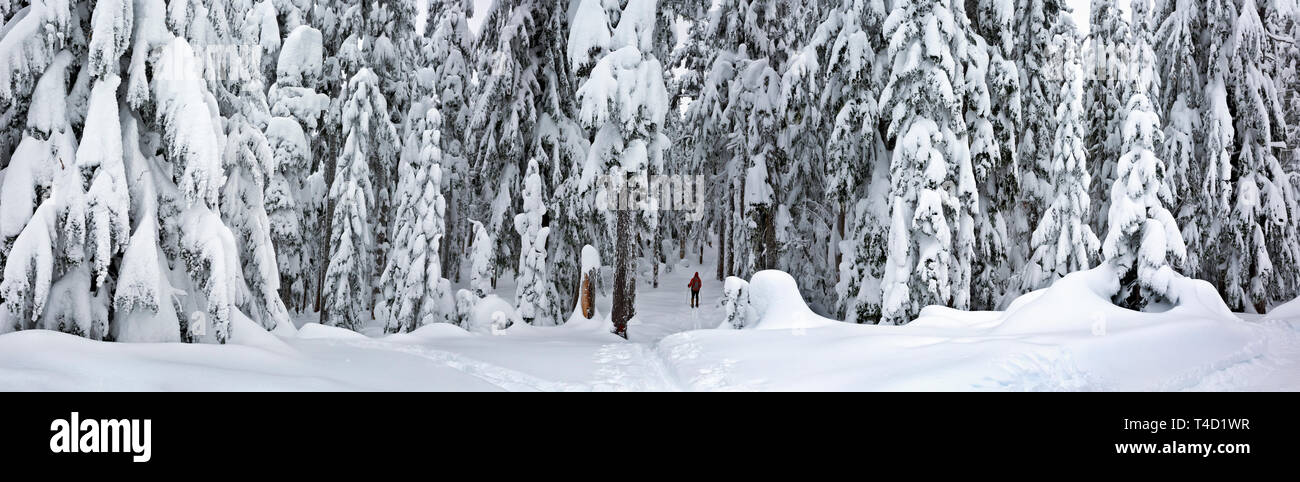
[657,265,1298,391]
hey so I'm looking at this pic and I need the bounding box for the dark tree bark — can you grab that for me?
[611,209,635,339]
[716,215,726,281]
[836,204,845,279]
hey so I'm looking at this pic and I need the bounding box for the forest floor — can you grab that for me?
[1,250,1299,391]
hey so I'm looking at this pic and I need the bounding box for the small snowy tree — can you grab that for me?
[720,276,753,329]
[377,94,452,334]
[220,120,290,332]
[467,219,494,298]
[514,158,555,326]
[323,68,384,331]
[1102,93,1186,309]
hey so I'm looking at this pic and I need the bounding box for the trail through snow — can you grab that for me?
[284,252,724,391]
[3,250,1300,391]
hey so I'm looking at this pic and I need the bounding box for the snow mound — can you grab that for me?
[228,311,297,356]
[655,266,1279,391]
[908,306,1002,329]
[1266,298,1300,321]
[467,295,521,334]
[384,322,473,343]
[563,310,616,334]
[747,270,838,331]
[996,263,1235,334]
[296,323,369,340]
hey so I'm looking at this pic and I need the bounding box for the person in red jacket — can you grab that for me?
[688,272,702,308]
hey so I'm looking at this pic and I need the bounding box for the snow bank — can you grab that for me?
[296,322,369,340]
[656,266,1288,391]
[380,322,474,344]
[1267,298,1300,321]
[467,295,520,334]
[747,271,838,331]
[720,270,844,331]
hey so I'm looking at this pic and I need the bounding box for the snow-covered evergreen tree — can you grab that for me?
[570,0,670,337]
[1102,92,1186,310]
[1196,0,1237,288]
[1086,0,1133,234]
[1217,0,1300,311]
[467,219,494,298]
[969,0,1023,309]
[377,90,451,333]
[220,120,290,331]
[1024,30,1100,290]
[471,0,584,310]
[267,25,329,312]
[877,0,977,324]
[0,53,79,335]
[1154,1,1204,275]
[427,0,475,285]
[0,0,74,169]
[152,36,250,344]
[789,0,886,320]
[323,67,388,331]
[514,158,555,326]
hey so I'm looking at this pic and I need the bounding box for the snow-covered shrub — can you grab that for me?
[467,295,520,335]
[721,276,753,330]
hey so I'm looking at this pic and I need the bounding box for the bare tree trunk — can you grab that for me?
[762,207,777,270]
[836,203,845,274]
[652,222,661,288]
[725,185,734,278]
[716,217,726,281]
[611,209,635,339]
[317,139,337,323]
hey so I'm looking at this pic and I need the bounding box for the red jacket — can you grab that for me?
[688,273,701,291]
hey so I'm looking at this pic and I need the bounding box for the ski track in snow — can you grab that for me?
[1177,320,1300,391]
[336,338,589,392]
[591,343,683,392]
[979,349,1106,391]
[298,259,720,392]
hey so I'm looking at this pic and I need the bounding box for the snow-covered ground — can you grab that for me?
[1,253,1298,391]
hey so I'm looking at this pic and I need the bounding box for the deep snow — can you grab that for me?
[1,251,1298,391]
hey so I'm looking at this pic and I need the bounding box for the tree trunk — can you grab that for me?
[581,270,596,319]
[652,224,661,288]
[611,209,635,339]
[725,185,734,278]
[836,204,845,274]
[762,206,777,271]
[716,217,726,281]
[317,139,337,323]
